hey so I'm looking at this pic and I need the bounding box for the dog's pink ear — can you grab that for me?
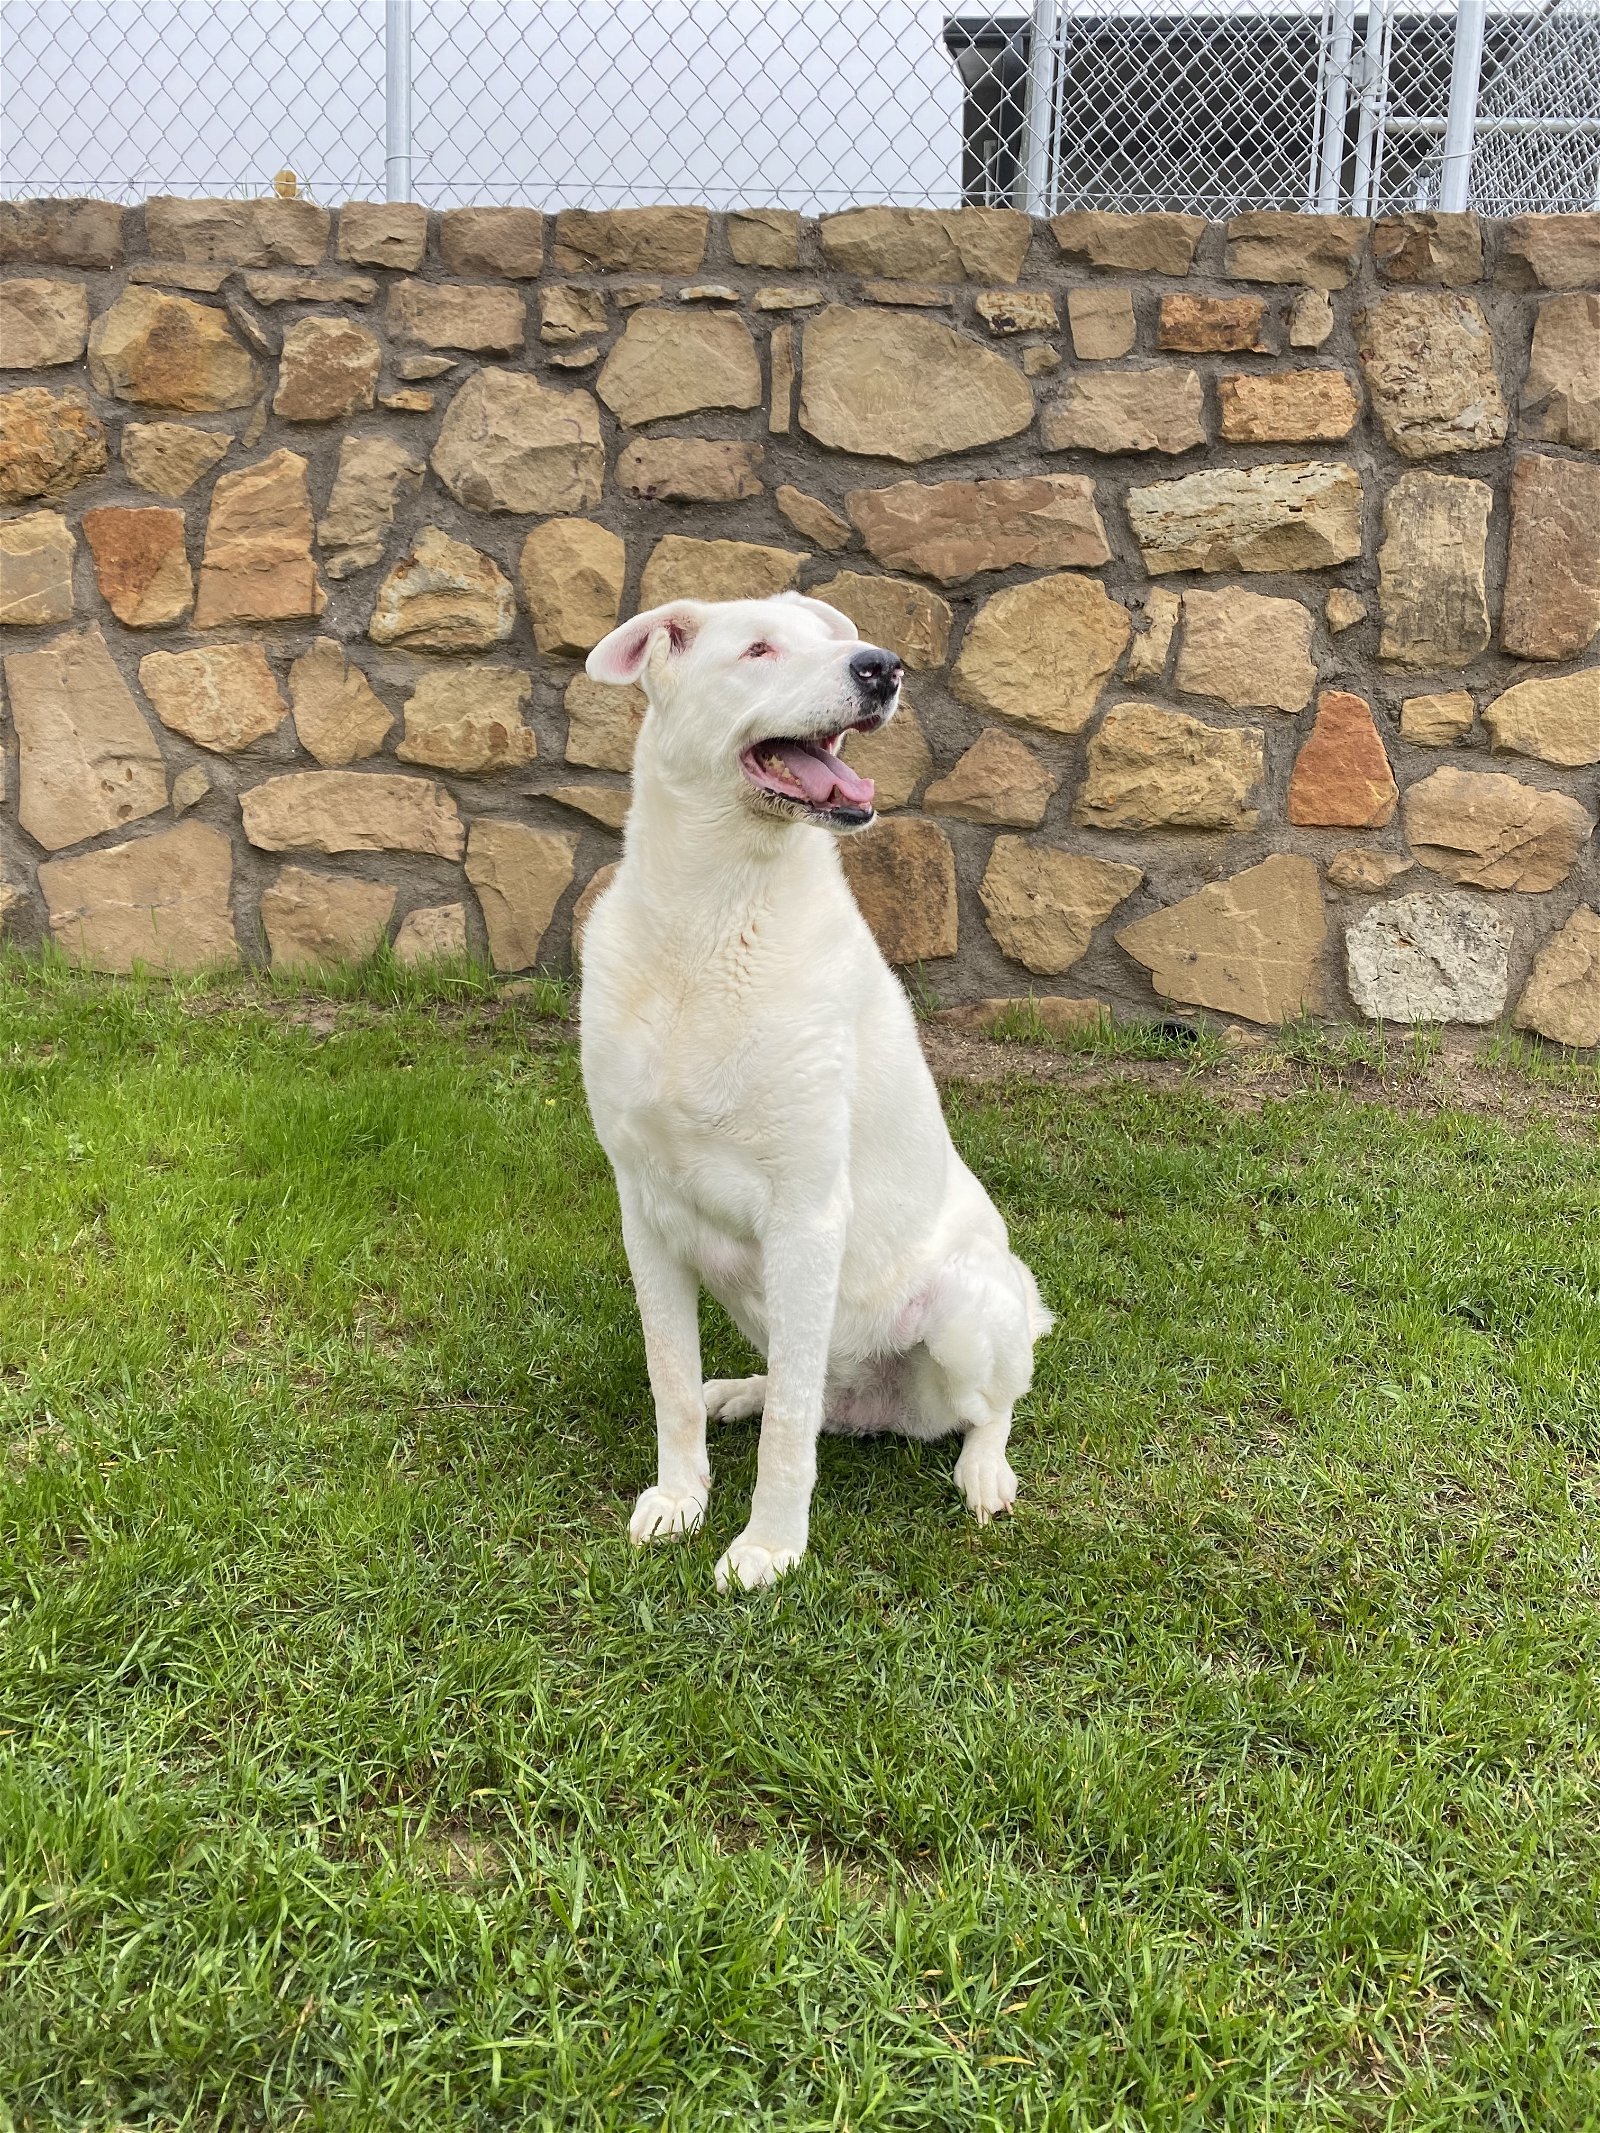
[586,603,701,685]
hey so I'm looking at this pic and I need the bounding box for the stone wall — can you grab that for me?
[1,194,1596,1046]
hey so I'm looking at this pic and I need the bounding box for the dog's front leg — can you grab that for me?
[619,1189,709,1544]
[715,1180,847,1592]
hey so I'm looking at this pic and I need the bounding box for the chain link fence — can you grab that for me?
[1,0,1596,215]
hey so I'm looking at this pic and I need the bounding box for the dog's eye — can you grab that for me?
[743,641,775,660]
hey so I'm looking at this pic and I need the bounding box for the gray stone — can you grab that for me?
[1345,891,1512,1025]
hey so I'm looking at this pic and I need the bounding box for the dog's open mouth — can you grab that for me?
[739,723,880,824]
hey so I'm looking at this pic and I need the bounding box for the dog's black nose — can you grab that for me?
[849,646,903,701]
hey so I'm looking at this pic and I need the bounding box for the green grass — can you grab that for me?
[1,964,1597,2132]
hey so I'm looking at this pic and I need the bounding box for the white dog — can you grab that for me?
[578,592,1052,1591]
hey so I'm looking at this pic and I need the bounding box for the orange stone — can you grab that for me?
[81,505,192,626]
[1287,690,1398,828]
[1157,294,1267,353]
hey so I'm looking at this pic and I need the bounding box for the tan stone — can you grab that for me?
[438,207,544,279]
[1357,292,1507,458]
[242,771,465,858]
[1117,854,1328,1024]
[1173,587,1316,713]
[769,321,795,435]
[547,783,628,829]
[953,574,1130,734]
[596,309,761,428]
[754,285,825,312]
[808,571,952,669]
[1288,290,1335,348]
[1501,452,1600,662]
[0,197,125,271]
[1514,907,1600,1048]
[1123,587,1180,684]
[260,865,396,969]
[1484,672,1600,769]
[935,994,1108,1039]
[288,639,394,766]
[1375,471,1492,669]
[395,355,454,381]
[241,270,377,305]
[799,306,1033,463]
[1373,212,1483,284]
[541,285,607,345]
[394,901,469,965]
[565,676,645,772]
[387,281,526,354]
[39,820,237,972]
[86,288,257,411]
[980,840,1141,974]
[368,527,514,653]
[839,817,958,963]
[976,289,1056,335]
[639,536,803,608]
[515,519,624,656]
[679,284,738,304]
[1041,369,1205,455]
[845,473,1109,585]
[1325,588,1365,632]
[144,195,327,267]
[1403,766,1593,892]
[1129,462,1363,575]
[819,206,1030,284]
[316,434,424,578]
[1217,370,1360,442]
[1076,703,1262,831]
[1326,848,1414,892]
[1498,214,1600,292]
[926,728,1057,826]
[395,665,537,774]
[0,512,74,625]
[613,284,663,309]
[466,819,578,969]
[1224,212,1367,289]
[81,506,191,627]
[1521,294,1600,452]
[1158,294,1265,352]
[552,208,708,275]
[171,764,210,814]
[571,861,619,959]
[1066,287,1135,361]
[3,626,167,850]
[0,386,107,502]
[1050,211,1203,276]
[1287,690,1397,828]
[775,485,852,550]
[1401,691,1475,746]
[193,448,324,627]
[1023,345,1061,377]
[0,278,90,367]
[337,202,426,271]
[430,366,605,520]
[121,421,229,499]
[729,209,801,268]
[139,641,286,752]
[616,438,763,503]
[838,703,932,809]
[272,316,381,421]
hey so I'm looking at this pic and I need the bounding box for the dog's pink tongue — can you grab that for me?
[766,738,874,808]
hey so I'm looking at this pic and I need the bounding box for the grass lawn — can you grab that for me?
[1,962,1597,2131]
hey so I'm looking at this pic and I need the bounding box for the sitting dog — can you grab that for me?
[579,592,1052,1590]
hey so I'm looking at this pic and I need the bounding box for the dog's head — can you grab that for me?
[586,593,903,832]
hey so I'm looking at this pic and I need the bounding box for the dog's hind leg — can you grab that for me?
[703,1375,767,1421]
[913,1251,1051,1525]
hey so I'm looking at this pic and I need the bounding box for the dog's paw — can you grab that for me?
[954,1435,1018,1526]
[702,1375,767,1422]
[628,1484,707,1545]
[714,1530,804,1592]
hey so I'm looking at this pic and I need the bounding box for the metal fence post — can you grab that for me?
[1438,0,1487,211]
[1315,0,1358,211]
[385,0,413,203]
[1020,0,1056,216]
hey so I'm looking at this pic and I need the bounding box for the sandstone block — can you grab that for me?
[1075,703,1263,831]
[316,434,424,577]
[337,201,427,271]
[3,626,167,849]
[1357,291,1507,457]
[1224,212,1367,289]
[976,289,1056,335]
[39,820,237,972]
[0,198,124,270]
[805,571,951,669]
[616,437,763,503]
[518,518,625,654]
[1325,588,1366,633]
[87,287,258,410]
[1173,587,1316,712]
[438,207,544,279]
[819,206,1030,284]
[840,817,958,963]
[395,901,470,965]
[288,639,394,765]
[1521,293,1600,451]
[1373,212,1483,284]
[596,309,761,427]
[81,506,191,627]
[775,485,851,551]
[171,764,210,814]
[953,573,1129,732]
[260,865,396,969]
[846,472,1109,584]
[552,207,709,275]
[729,209,801,268]
[925,728,1057,826]
[541,285,607,345]
[1129,461,1362,574]
[432,367,605,517]
[935,995,1108,1039]
[1498,214,1600,291]
[242,770,465,858]
[570,861,619,959]
[565,675,645,772]
[1401,691,1475,747]
[0,511,75,625]
[640,536,803,608]
[799,306,1033,462]
[1123,587,1180,684]
[1287,690,1397,828]
[193,448,325,626]
[1514,907,1600,1048]
[1217,369,1360,442]
[1326,848,1413,892]
[368,527,514,653]
[0,278,90,368]
[1117,854,1328,1023]
[980,840,1140,975]
[550,784,629,830]
[1288,290,1335,348]
[1067,287,1135,360]
[395,664,537,774]
[769,321,795,434]
[241,270,377,305]
[754,286,825,312]
[0,386,107,502]
[1375,471,1492,669]
[1050,210,1202,275]
[1041,368,1205,455]
[1346,890,1511,1024]
[839,702,932,809]
[121,421,229,499]
[1501,451,1600,662]
[139,640,287,751]
[387,280,526,353]
[1404,766,1593,891]
[1483,672,1600,769]
[1023,345,1060,377]
[466,819,578,968]
[1158,294,1265,352]
[272,316,381,421]
[145,195,327,266]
